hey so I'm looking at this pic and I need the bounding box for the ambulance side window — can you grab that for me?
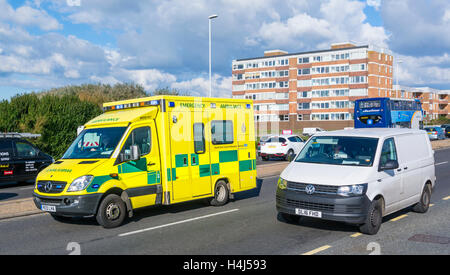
[193,123,205,154]
[211,120,233,145]
[121,127,151,157]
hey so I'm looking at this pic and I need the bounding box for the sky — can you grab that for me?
[0,0,449,100]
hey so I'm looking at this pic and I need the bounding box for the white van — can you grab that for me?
[276,128,435,235]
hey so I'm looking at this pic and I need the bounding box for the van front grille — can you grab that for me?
[287,182,339,195]
[37,181,67,194]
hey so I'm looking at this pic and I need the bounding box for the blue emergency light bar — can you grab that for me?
[103,100,161,112]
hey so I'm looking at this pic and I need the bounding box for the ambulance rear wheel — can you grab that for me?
[96,194,127,228]
[210,180,229,206]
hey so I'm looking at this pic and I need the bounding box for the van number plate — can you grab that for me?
[295,208,322,218]
[41,205,56,212]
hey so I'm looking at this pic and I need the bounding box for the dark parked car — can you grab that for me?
[0,133,53,184]
[445,126,450,138]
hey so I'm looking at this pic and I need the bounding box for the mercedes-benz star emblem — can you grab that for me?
[44,182,53,192]
[305,184,315,195]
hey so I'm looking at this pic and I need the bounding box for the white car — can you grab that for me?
[302,127,326,136]
[260,135,305,161]
[276,128,435,235]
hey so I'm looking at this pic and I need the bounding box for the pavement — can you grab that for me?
[0,147,448,255]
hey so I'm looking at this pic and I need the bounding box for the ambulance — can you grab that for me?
[33,96,257,228]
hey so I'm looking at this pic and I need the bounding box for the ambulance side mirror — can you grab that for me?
[130,145,141,161]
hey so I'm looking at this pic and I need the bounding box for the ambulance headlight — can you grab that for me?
[67,175,94,192]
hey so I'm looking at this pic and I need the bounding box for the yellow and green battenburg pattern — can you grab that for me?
[167,150,256,180]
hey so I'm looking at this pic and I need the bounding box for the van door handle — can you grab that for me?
[397,168,402,172]
[147,162,156,166]
[404,167,408,170]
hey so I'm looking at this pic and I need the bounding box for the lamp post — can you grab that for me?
[209,14,218,98]
[396,59,403,96]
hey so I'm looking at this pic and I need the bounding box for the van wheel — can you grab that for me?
[413,184,431,213]
[209,180,229,206]
[280,212,301,224]
[96,194,127,228]
[359,199,382,235]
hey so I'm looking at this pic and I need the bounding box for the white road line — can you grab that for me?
[119,209,239,237]
[436,161,449,166]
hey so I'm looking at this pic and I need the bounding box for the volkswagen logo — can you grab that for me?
[44,182,53,192]
[305,184,315,195]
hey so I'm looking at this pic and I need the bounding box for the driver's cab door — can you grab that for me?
[116,122,161,208]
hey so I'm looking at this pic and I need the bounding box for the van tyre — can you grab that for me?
[359,199,382,235]
[413,184,431,213]
[96,194,127,228]
[209,181,229,206]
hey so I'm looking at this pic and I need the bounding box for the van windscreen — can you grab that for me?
[295,136,379,167]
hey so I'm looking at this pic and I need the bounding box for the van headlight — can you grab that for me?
[278,177,288,190]
[337,184,367,197]
[67,175,94,192]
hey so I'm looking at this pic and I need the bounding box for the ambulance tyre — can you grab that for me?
[96,194,127,228]
[210,180,229,206]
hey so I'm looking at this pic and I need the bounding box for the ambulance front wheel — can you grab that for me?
[210,180,230,206]
[96,194,127,228]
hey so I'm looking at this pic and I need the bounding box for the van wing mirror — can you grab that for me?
[379,160,399,171]
[130,145,141,161]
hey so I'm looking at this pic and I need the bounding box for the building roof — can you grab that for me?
[234,45,369,62]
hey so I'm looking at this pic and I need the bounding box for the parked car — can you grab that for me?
[440,124,450,129]
[302,127,326,136]
[276,128,435,235]
[260,135,305,161]
[424,127,446,140]
[0,133,53,184]
[257,136,270,157]
[445,126,450,138]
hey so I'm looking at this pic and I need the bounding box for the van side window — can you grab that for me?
[121,127,151,156]
[211,120,233,145]
[15,142,38,158]
[379,138,397,167]
[193,123,205,154]
[0,140,13,159]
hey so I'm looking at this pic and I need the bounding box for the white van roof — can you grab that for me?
[313,128,425,139]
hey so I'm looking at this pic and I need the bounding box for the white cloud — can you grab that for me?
[367,0,381,10]
[0,0,61,31]
[171,75,232,97]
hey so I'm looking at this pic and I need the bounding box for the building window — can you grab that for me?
[279,115,289,121]
[297,114,303,121]
[298,102,310,110]
[298,57,310,64]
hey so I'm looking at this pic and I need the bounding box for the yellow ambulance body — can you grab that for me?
[33,96,257,228]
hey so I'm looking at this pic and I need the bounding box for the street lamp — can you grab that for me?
[396,59,403,96]
[209,14,218,98]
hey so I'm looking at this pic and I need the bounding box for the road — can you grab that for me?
[0,148,449,255]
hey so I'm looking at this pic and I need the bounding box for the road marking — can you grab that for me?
[436,161,449,166]
[119,209,239,237]
[390,214,408,222]
[350,233,362,238]
[429,204,434,207]
[443,196,450,201]
[302,245,332,255]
